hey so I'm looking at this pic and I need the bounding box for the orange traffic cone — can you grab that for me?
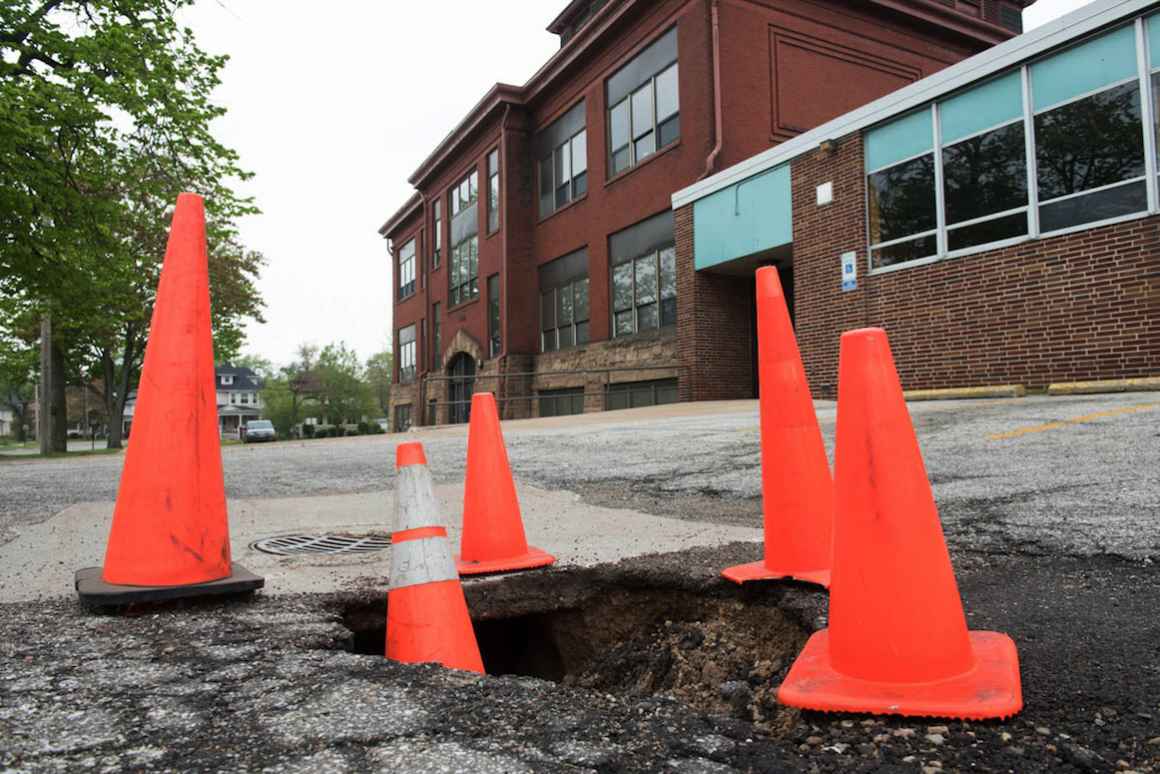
[387,442,484,673]
[75,193,262,605]
[456,392,555,575]
[777,328,1021,718]
[722,266,833,587]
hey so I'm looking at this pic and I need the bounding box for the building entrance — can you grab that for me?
[447,353,476,425]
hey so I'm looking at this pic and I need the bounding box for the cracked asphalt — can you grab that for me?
[2,392,1159,772]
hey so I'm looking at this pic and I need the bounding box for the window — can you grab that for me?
[431,302,441,369]
[539,387,585,417]
[220,375,233,386]
[240,392,249,405]
[397,238,416,298]
[535,101,588,218]
[432,200,442,268]
[449,168,480,305]
[609,211,676,337]
[487,149,500,234]
[864,23,1153,273]
[866,109,938,269]
[1032,25,1145,233]
[394,404,412,433]
[539,249,590,352]
[605,378,678,411]
[941,71,1028,251]
[488,274,501,357]
[606,28,679,176]
[398,324,416,385]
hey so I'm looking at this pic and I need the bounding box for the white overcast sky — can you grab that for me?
[178,0,1092,367]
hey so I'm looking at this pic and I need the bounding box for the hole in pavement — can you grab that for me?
[338,577,812,735]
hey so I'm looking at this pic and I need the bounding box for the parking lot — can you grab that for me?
[1,392,1158,772]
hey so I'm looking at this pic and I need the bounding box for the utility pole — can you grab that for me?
[38,314,52,455]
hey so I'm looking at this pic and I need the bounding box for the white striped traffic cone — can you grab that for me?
[386,442,483,673]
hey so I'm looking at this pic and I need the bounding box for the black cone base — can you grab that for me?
[75,563,264,606]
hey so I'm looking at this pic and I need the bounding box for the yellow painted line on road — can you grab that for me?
[988,403,1159,441]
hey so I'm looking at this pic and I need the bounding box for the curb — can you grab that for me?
[903,385,1026,402]
[1047,377,1160,396]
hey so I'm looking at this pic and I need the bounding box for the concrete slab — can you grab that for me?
[0,482,763,603]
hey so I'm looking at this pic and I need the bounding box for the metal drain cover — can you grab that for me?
[250,533,391,556]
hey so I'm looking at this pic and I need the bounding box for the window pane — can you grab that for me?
[634,254,657,305]
[554,144,571,208]
[656,64,679,121]
[612,147,630,175]
[542,331,558,352]
[558,282,574,325]
[572,131,587,175]
[576,321,590,345]
[1039,179,1147,232]
[870,232,938,270]
[469,171,478,202]
[634,132,655,161]
[867,154,936,245]
[1035,82,1144,202]
[610,100,630,154]
[574,277,590,322]
[658,115,680,148]
[488,149,499,173]
[660,297,677,327]
[631,84,653,140]
[539,159,554,217]
[637,302,658,330]
[573,171,588,198]
[614,310,635,336]
[612,263,633,312]
[558,326,574,349]
[659,247,676,299]
[947,211,1027,251]
[541,291,555,332]
[942,121,1027,226]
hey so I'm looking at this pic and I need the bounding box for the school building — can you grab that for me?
[380,0,1044,429]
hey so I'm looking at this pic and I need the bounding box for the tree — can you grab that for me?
[1,1,264,449]
[314,342,374,426]
[365,350,392,417]
[0,330,36,441]
[230,353,275,380]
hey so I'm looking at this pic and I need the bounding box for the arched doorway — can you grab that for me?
[447,353,476,425]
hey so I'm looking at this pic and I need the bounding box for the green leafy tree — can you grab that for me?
[365,350,392,417]
[1,0,264,449]
[0,329,37,441]
[315,342,374,426]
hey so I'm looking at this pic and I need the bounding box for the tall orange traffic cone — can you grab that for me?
[777,328,1021,718]
[387,442,484,673]
[722,266,833,587]
[456,392,555,575]
[75,193,262,605]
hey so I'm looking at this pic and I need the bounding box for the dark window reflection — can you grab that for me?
[1035,81,1144,202]
[870,232,938,270]
[1039,179,1147,232]
[943,121,1028,225]
[947,211,1027,251]
[868,154,937,245]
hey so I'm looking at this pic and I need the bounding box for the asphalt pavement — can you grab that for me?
[1,393,1158,772]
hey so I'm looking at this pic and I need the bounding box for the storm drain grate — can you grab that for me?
[250,533,391,556]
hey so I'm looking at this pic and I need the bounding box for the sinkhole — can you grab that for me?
[337,572,818,735]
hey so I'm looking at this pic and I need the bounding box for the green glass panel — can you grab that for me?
[865,108,933,172]
[1031,25,1136,112]
[940,70,1023,145]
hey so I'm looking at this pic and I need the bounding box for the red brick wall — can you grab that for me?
[675,205,758,401]
[790,133,1160,396]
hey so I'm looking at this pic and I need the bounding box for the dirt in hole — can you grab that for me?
[339,583,810,737]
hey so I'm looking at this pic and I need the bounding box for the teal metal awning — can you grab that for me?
[693,164,791,272]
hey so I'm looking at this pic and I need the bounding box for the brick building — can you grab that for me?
[380,0,1036,429]
[675,0,1160,399]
